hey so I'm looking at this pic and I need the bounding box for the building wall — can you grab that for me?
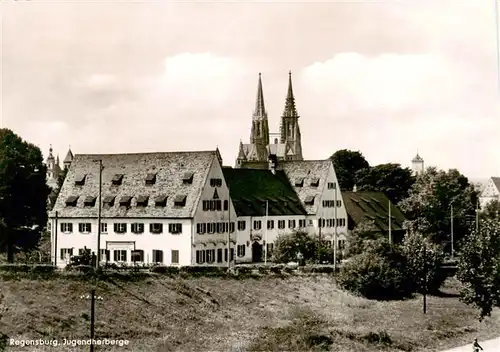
[234,214,308,263]
[480,178,500,208]
[51,217,192,268]
[192,157,237,266]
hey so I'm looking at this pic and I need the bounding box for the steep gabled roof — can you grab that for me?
[222,167,306,217]
[342,191,406,232]
[279,160,331,215]
[492,177,500,192]
[50,151,217,218]
[64,148,74,163]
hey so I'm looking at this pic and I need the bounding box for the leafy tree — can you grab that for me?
[399,167,479,252]
[401,231,446,294]
[356,163,415,204]
[273,231,323,264]
[456,219,500,321]
[345,220,379,257]
[479,199,500,221]
[330,149,370,191]
[0,129,50,262]
[337,240,414,300]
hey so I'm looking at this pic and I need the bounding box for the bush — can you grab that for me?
[150,266,180,275]
[273,231,321,264]
[337,247,414,300]
[179,266,227,277]
[0,264,31,273]
[31,264,56,274]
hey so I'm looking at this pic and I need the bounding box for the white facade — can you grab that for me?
[52,217,192,267]
[479,177,500,208]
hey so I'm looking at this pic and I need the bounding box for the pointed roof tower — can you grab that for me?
[47,144,55,161]
[253,72,267,120]
[56,154,60,166]
[64,147,73,163]
[237,140,247,160]
[282,70,299,118]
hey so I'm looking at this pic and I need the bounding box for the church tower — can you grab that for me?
[411,151,424,175]
[249,73,270,161]
[279,71,303,161]
[46,145,61,190]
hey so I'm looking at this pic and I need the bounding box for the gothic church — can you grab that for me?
[235,71,303,167]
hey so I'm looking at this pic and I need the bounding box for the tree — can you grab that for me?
[479,199,500,221]
[273,231,325,264]
[399,167,479,252]
[0,129,50,262]
[330,149,370,191]
[356,163,415,204]
[344,220,379,258]
[456,219,500,321]
[401,231,446,294]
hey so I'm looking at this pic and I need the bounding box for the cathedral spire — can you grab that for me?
[282,70,298,118]
[254,72,266,117]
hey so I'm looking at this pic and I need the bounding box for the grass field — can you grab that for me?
[0,274,499,352]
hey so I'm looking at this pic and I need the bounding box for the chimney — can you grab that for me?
[353,184,357,192]
[268,154,277,175]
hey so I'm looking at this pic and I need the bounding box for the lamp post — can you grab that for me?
[92,160,103,269]
[333,183,337,271]
[450,203,454,260]
[80,291,103,352]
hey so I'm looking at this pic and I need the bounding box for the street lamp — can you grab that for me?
[450,202,454,260]
[80,290,104,352]
[92,159,103,269]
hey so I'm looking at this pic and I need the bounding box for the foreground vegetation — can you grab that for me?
[0,273,499,352]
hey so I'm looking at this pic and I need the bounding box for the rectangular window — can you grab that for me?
[207,223,215,234]
[209,178,222,187]
[196,250,206,264]
[169,223,182,234]
[253,220,262,230]
[100,223,108,234]
[113,250,127,262]
[288,219,296,229]
[196,223,207,234]
[149,223,163,234]
[237,244,245,257]
[230,222,235,233]
[206,249,215,264]
[61,223,73,233]
[131,223,144,234]
[217,248,223,263]
[131,250,144,263]
[60,248,73,260]
[202,200,209,211]
[99,249,110,262]
[336,200,342,207]
[278,220,285,229]
[78,223,91,233]
[266,243,274,256]
[223,200,229,211]
[299,219,306,228]
[171,250,179,264]
[267,220,274,229]
[152,250,163,264]
[224,248,235,262]
[114,223,127,234]
[328,182,335,189]
[237,220,246,231]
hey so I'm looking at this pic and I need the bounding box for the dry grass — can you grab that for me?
[0,275,499,351]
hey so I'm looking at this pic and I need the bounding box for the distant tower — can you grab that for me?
[63,146,74,170]
[46,145,61,189]
[280,71,303,161]
[249,73,270,161]
[411,151,424,175]
[235,140,247,168]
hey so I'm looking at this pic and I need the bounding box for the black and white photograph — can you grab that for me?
[1,1,500,351]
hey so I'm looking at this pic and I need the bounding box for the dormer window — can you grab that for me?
[136,195,149,207]
[65,195,79,207]
[145,173,156,185]
[155,195,167,207]
[174,194,187,207]
[84,196,96,207]
[310,178,320,187]
[295,178,304,187]
[112,174,124,185]
[304,195,315,205]
[103,196,115,207]
[182,172,194,184]
[119,196,132,207]
[75,174,86,186]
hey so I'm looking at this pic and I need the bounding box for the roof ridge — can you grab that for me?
[74,150,217,157]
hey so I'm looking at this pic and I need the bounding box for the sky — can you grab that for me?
[1,0,499,181]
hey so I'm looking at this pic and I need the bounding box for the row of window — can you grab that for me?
[74,172,198,187]
[195,248,233,264]
[202,200,229,211]
[65,195,184,208]
[322,200,342,208]
[60,248,179,264]
[318,218,346,228]
[60,222,183,235]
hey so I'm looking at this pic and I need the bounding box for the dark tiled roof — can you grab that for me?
[342,191,406,232]
[222,167,307,217]
[50,151,218,218]
[492,177,500,191]
[279,160,332,215]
